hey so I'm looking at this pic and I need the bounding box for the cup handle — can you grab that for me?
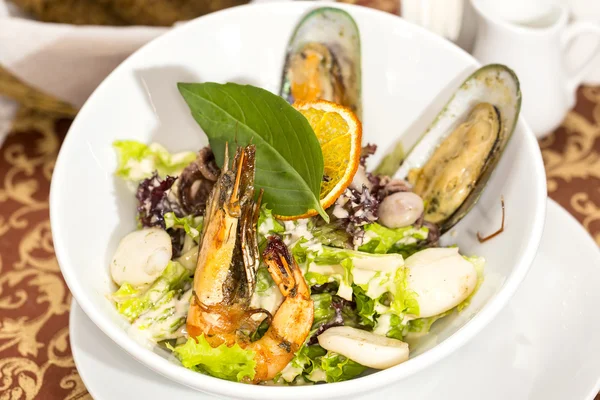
[561,21,600,95]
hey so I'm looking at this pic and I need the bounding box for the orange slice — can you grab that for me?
[279,100,362,220]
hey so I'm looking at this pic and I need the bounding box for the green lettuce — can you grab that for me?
[305,271,333,287]
[134,288,192,340]
[164,212,204,242]
[277,344,326,383]
[171,336,256,382]
[312,293,336,327]
[371,267,419,341]
[309,246,421,340]
[113,140,196,181]
[279,346,366,384]
[353,286,377,329]
[312,223,351,249]
[386,314,405,340]
[406,310,451,336]
[359,223,429,256]
[112,261,189,321]
[318,352,367,383]
[390,267,420,317]
[308,293,358,338]
[290,237,314,265]
[255,266,274,294]
[311,246,405,301]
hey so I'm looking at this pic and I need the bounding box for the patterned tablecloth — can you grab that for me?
[0,34,599,400]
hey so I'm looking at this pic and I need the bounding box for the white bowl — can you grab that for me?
[50,2,547,399]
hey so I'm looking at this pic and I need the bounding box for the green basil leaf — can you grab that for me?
[178,82,328,221]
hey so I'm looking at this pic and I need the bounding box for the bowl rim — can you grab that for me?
[50,2,547,399]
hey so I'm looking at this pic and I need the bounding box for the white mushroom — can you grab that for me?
[110,228,172,286]
[405,247,478,318]
[318,326,409,369]
[378,192,424,228]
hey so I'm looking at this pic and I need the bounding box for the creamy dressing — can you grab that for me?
[364,273,393,300]
[332,204,349,219]
[279,362,304,383]
[307,368,327,383]
[351,268,378,286]
[352,254,404,272]
[374,302,390,315]
[309,263,345,276]
[373,313,392,336]
[301,239,323,254]
[349,165,372,192]
[397,236,418,245]
[250,285,283,316]
[125,158,155,181]
[283,219,313,247]
[258,217,275,236]
[131,288,193,341]
[337,282,353,301]
[307,263,353,300]
[310,253,404,301]
[176,245,199,272]
[181,235,196,254]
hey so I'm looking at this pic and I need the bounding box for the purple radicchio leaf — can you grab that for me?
[307,295,356,345]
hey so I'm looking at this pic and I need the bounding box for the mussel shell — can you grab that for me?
[395,64,522,233]
[280,7,362,120]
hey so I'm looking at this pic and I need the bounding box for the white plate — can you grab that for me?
[70,199,600,400]
[51,3,546,397]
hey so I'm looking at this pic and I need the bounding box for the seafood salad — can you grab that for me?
[107,7,520,385]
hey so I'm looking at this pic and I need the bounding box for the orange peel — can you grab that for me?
[277,100,362,221]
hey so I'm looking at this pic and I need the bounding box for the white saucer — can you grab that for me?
[70,199,600,400]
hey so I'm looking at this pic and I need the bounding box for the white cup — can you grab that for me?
[471,0,600,138]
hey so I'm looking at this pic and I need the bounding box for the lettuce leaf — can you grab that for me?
[279,346,366,384]
[359,223,428,256]
[290,237,313,265]
[353,285,376,329]
[312,223,351,249]
[406,310,451,336]
[277,344,326,383]
[312,293,336,327]
[319,352,367,383]
[133,288,192,340]
[390,267,420,317]
[164,212,204,242]
[305,271,333,287]
[113,140,196,181]
[386,314,405,340]
[255,266,274,294]
[311,246,405,301]
[112,260,189,321]
[171,336,256,382]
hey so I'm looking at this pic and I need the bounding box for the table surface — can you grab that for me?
[0,32,599,400]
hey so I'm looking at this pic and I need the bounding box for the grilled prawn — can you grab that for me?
[186,143,314,383]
